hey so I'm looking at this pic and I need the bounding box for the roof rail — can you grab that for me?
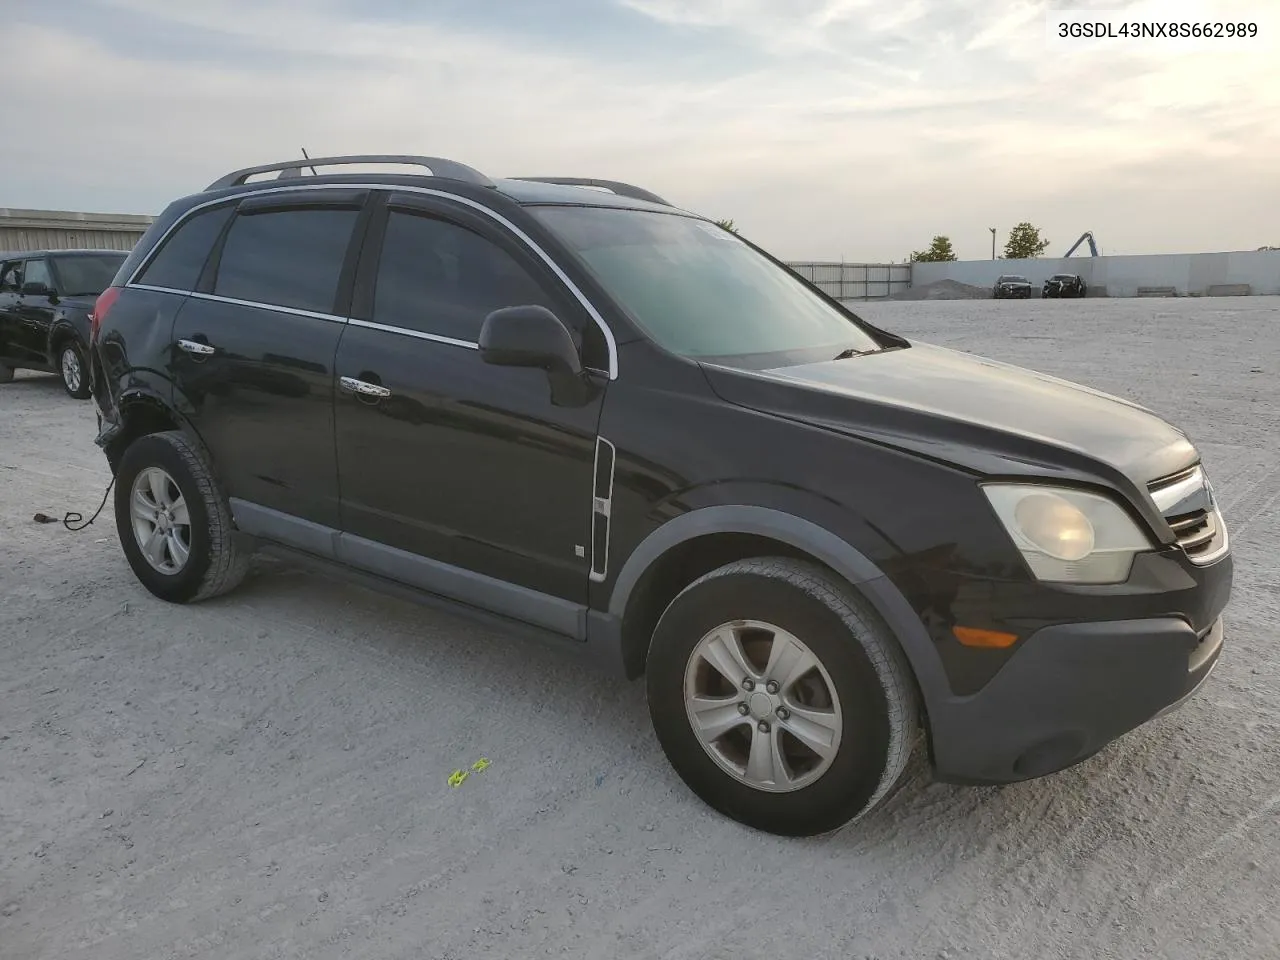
[510,177,671,207]
[207,155,495,191]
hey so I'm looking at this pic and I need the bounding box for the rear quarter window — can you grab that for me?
[135,203,235,291]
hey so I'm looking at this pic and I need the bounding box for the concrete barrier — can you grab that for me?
[912,249,1280,298]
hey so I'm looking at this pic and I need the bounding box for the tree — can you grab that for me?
[910,235,958,262]
[1002,222,1050,259]
[715,218,738,233]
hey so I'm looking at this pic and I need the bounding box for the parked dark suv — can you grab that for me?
[993,274,1033,298]
[1043,273,1087,298]
[89,156,1232,837]
[0,248,127,397]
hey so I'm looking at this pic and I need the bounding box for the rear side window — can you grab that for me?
[136,204,234,291]
[214,208,359,314]
[51,254,127,297]
[373,211,556,343]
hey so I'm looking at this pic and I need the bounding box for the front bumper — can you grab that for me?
[928,614,1225,784]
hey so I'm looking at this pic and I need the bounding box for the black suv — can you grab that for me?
[993,274,1033,298]
[89,156,1232,837]
[1043,273,1087,298]
[0,248,127,397]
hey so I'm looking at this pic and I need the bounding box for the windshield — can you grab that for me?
[1000,275,1028,282]
[52,253,126,296]
[532,207,882,367]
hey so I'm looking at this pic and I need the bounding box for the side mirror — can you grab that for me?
[479,305,595,406]
[21,281,51,297]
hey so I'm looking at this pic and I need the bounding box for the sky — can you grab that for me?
[5,0,1279,261]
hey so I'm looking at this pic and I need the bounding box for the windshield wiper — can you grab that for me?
[832,347,871,361]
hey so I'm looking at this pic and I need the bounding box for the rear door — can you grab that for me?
[332,191,609,614]
[168,188,370,538]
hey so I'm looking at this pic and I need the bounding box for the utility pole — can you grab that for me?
[989,227,997,260]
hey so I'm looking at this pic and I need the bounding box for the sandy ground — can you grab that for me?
[2,296,1278,960]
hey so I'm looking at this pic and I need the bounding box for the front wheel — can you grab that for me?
[646,557,918,837]
[58,341,91,399]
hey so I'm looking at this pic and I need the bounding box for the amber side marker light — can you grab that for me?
[953,626,1019,649]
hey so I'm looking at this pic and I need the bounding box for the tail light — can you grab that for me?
[89,286,122,343]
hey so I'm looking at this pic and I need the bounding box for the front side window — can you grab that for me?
[0,262,22,293]
[373,210,556,344]
[136,204,234,291]
[214,207,358,314]
[533,206,882,368]
[51,253,127,297]
[22,259,51,291]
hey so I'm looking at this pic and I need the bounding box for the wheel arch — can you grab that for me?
[47,319,84,357]
[607,505,951,709]
[103,388,209,475]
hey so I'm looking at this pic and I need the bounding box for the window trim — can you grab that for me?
[124,183,619,380]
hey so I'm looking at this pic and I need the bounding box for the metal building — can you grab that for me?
[0,208,154,253]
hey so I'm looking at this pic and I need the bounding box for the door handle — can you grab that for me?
[339,376,391,399]
[177,338,216,356]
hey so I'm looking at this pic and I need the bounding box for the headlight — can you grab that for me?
[982,484,1155,583]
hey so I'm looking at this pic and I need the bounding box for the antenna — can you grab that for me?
[300,147,318,177]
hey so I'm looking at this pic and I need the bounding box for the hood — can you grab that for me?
[700,341,1197,489]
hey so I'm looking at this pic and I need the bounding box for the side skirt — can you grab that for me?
[230,498,628,678]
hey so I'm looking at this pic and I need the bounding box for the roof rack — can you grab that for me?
[207,155,496,191]
[510,177,671,207]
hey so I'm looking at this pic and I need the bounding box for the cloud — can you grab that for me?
[3,0,1278,260]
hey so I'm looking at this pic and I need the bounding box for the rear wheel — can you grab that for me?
[58,340,91,399]
[114,430,250,603]
[646,557,918,837]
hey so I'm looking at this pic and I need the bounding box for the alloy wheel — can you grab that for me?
[129,467,192,575]
[683,619,843,793]
[61,347,82,393]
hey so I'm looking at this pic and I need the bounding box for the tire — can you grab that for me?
[645,557,918,837]
[57,340,91,399]
[0,361,13,384]
[114,430,250,604]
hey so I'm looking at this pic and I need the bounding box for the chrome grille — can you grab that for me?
[1148,465,1228,564]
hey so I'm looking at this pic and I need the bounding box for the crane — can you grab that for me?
[1064,231,1099,257]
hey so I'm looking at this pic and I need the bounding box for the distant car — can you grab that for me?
[993,274,1032,299]
[0,248,128,398]
[1043,274,1087,298]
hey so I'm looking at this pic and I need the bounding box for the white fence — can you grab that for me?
[787,261,911,301]
[912,250,1280,297]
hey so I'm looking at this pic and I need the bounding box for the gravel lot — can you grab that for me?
[2,296,1277,960]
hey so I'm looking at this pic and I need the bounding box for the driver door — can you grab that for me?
[14,258,56,364]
